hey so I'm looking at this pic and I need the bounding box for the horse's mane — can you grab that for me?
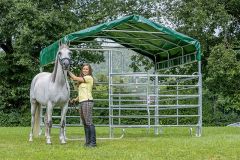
[51,44,69,83]
[51,57,58,83]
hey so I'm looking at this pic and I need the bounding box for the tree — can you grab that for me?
[206,45,240,110]
[0,0,156,126]
[0,0,80,126]
[159,0,240,125]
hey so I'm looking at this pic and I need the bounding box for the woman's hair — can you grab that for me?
[79,63,93,77]
[77,64,93,86]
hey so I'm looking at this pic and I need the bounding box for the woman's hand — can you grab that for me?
[70,97,78,104]
[68,71,76,80]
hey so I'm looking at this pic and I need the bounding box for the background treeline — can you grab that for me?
[1,0,240,126]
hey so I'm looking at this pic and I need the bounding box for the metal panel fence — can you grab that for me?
[40,48,202,138]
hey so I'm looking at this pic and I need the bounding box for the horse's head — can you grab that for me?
[58,44,72,70]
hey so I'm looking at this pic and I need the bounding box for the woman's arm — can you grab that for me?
[68,71,85,82]
[70,96,79,103]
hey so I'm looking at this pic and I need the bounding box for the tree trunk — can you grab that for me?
[0,37,13,54]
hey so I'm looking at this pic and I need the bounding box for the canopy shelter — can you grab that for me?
[39,15,202,137]
[40,15,201,69]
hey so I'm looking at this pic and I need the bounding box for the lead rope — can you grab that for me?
[66,69,79,112]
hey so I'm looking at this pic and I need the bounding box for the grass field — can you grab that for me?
[0,127,240,160]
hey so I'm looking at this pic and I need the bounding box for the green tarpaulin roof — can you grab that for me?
[40,15,201,67]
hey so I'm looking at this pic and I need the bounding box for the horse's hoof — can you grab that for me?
[60,140,67,144]
[46,139,52,145]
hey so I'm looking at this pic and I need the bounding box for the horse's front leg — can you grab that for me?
[46,102,53,144]
[59,102,68,144]
[29,102,36,142]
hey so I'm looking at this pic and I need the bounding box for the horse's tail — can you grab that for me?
[33,105,41,137]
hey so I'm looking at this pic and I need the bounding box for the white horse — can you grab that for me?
[29,44,71,144]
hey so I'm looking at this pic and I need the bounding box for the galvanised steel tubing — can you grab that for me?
[159,81,197,85]
[149,84,198,87]
[118,24,181,48]
[110,75,201,128]
[111,73,199,77]
[111,104,148,107]
[103,29,167,34]
[147,94,199,97]
[177,81,179,125]
[110,93,148,96]
[154,75,159,134]
[111,125,199,128]
[159,72,198,132]
[110,83,148,86]
[100,32,156,57]
[48,45,201,137]
[73,38,167,51]
[154,43,196,57]
[112,30,167,52]
[70,48,123,52]
[176,77,198,82]
[148,104,199,107]
[150,88,197,93]
[156,87,198,93]
[76,37,168,43]
[156,52,197,69]
[197,61,202,137]
[158,97,198,102]
[119,52,123,125]
[111,99,146,102]
[108,50,113,138]
[153,74,199,78]
[157,106,199,110]
[111,125,155,128]
[111,108,152,111]
[111,115,199,118]
[108,106,199,111]
[146,73,151,133]
[110,72,147,76]
[118,95,122,125]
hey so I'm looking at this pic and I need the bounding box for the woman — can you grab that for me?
[68,64,96,147]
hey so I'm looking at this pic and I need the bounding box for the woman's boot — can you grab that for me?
[89,125,96,147]
[84,125,90,146]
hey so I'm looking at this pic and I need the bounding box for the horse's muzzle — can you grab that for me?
[61,58,71,70]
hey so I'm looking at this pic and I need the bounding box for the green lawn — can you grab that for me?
[0,127,239,160]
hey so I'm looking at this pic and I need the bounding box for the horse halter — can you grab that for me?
[58,53,71,70]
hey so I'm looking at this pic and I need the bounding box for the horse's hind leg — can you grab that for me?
[59,103,68,144]
[44,111,48,137]
[29,101,37,142]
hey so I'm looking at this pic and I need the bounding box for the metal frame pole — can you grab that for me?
[108,50,113,138]
[197,61,202,136]
[154,74,159,135]
[176,81,179,125]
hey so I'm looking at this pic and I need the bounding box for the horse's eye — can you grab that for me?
[59,51,62,55]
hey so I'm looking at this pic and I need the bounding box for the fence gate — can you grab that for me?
[108,72,202,138]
